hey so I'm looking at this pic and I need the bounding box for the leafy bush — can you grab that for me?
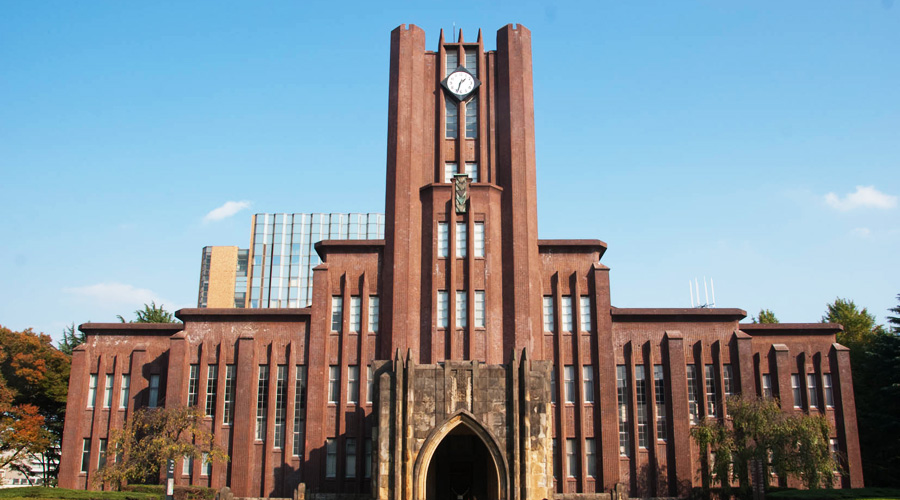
[0,486,160,500]
[122,485,215,500]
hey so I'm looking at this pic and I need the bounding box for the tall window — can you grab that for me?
[807,374,819,409]
[585,438,596,478]
[552,439,559,480]
[102,374,113,408]
[88,374,98,408]
[465,162,478,182]
[446,51,458,75]
[328,366,340,403]
[293,366,307,457]
[346,438,357,479]
[616,366,630,456]
[81,439,91,473]
[274,365,287,448]
[205,365,218,417]
[437,223,449,258]
[791,374,802,408]
[543,296,555,332]
[444,162,458,183]
[456,223,467,257]
[579,296,592,332]
[474,223,485,257]
[823,374,834,407]
[474,291,485,328]
[654,365,667,441]
[445,98,458,139]
[187,365,200,407]
[364,439,373,479]
[550,370,557,404]
[120,374,130,409]
[635,365,649,448]
[366,365,375,404]
[464,49,476,76]
[687,365,699,423]
[98,438,108,469]
[256,365,269,440]
[762,373,773,399]
[723,364,735,398]
[564,365,576,403]
[331,297,343,332]
[349,296,362,332]
[465,97,478,138]
[148,374,160,408]
[368,296,380,333]
[183,455,193,476]
[456,291,467,328]
[561,296,573,332]
[325,438,337,478]
[565,439,577,478]
[347,366,360,405]
[705,365,718,418]
[223,365,236,424]
[582,365,594,403]
[202,453,211,476]
[437,291,449,328]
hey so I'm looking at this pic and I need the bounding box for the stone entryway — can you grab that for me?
[425,425,499,500]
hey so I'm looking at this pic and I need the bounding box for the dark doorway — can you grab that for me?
[425,426,498,500]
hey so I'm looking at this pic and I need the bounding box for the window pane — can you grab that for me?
[437,291,449,328]
[293,366,308,457]
[456,291,467,328]
[543,296,554,332]
[635,365,649,448]
[120,374,130,409]
[456,223,467,257]
[348,366,360,404]
[582,365,594,403]
[687,365,699,423]
[791,374,802,408]
[807,374,819,409]
[579,296,592,332]
[561,296,573,332]
[331,297,343,332]
[256,365,269,440]
[274,365,287,448]
[205,365,218,417]
[437,223,449,258]
[465,97,478,138]
[705,365,718,418]
[654,365,667,442]
[445,98,458,139]
[329,366,340,403]
[474,291,485,328]
[564,365,575,403]
[350,296,362,332]
[368,296,380,333]
[474,223,485,257]
[616,366,629,456]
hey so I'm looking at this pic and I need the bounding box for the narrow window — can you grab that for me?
[205,365,218,417]
[368,296,379,333]
[328,366,340,403]
[437,291,449,328]
[585,438,596,478]
[635,365,649,448]
[474,223,485,257]
[223,365,236,424]
[445,98,458,139]
[103,374,113,408]
[293,366,308,457]
[187,364,199,407]
[686,365,699,423]
[256,365,269,440]
[325,438,337,478]
[654,365,667,441]
[81,439,91,473]
[274,365,287,448]
[347,365,360,404]
[366,365,374,404]
[456,291,467,328]
[148,374,160,408]
[364,438,373,479]
[564,365,576,403]
[465,97,478,138]
[202,453,211,476]
[561,295,573,332]
[823,374,834,408]
[762,373,773,399]
[582,365,594,403]
[543,296,555,333]
[331,297,343,332]
[464,49,476,76]
[183,455,193,476]
[552,439,559,480]
[88,374,98,408]
[616,365,629,456]
[98,439,108,469]
[565,438,577,478]
[437,223,449,258]
[465,162,478,182]
[723,364,735,398]
[445,50,458,76]
[579,296,592,332]
[120,374,130,409]
[456,223,467,257]
[829,438,840,464]
[474,291,485,328]
[791,374,802,408]
[705,365,718,418]
[346,438,357,478]
[444,162,458,183]
[807,374,819,409]
[350,296,362,332]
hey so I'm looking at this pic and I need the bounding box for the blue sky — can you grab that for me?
[2,1,898,341]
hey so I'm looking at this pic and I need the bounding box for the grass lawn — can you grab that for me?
[768,488,900,500]
[0,487,161,500]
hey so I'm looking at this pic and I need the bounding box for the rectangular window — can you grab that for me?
[274,365,287,448]
[564,365,576,403]
[81,439,90,473]
[579,296,592,332]
[474,291,485,328]
[98,439,108,469]
[654,365,667,441]
[550,370,557,404]
[474,223,485,257]
[366,365,375,404]
[329,366,340,403]
[807,374,819,409]
[183,455,193,476]
[364,438,373,479]
[256,365,269,440]
[723,364,735,398]
[444,162,458,183]
[552,439,559,480]
[561,295,573,332]
[829,438,840,464]
[223,365,236,424]
[445,98,458,139]
[350,296,362,332]
[456,223,467,257]
[565,438,577,478]
[293,366,307,457]
[543,296,555,332]
[368,296,379,333]
[762,373,773,399]
[205,365,218,417]
[346,438,357,479]
[823,374,834,407]
[325,438,337,478]
[347,365,360,404]
[120,374,130,409]
[705,365,718,418]
[437,291,449,328]
[88,374,98,408]
[465,162,478,182]
[103,374,113,408]
[791,374,802,408]
[464,50,476,76]
[465,97,478,138]
[585,438,597,478]
[456,291,467,328]
[446,51,458,75]
[687,365,699,423]
[635,365,649,448]
[148,374,160,408]
[187,364,199,407]
[582,365,594,403]
[331,296,343,332]
[202,453,211,476]
[616,366,630,456]
[437,223,449,258]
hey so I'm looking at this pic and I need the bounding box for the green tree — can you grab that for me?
[95,406,227,488]
[57,322,85,355]
[752,309,780,324]
[822,298,884,351]
[888,293,900,334]
[117,302,178,323]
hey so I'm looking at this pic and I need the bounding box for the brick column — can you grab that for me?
[734,331,754,396]
[230,335,257,496]
[590,263,619,491]
[59,345,89,489]
[166,332,188,409]
[831,344,864,487]
[772,344,792,412]
[664,331,692,497]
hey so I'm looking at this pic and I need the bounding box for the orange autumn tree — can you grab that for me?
[0,340,53,470]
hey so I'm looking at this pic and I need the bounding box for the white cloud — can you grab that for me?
[824,186,897,211]
[64,282,166,306]
[851,227,871,237]
[203,200,251,222]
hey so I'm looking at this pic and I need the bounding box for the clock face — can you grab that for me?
[446,70,476,97]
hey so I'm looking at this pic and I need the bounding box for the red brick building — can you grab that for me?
[59,24,863,499]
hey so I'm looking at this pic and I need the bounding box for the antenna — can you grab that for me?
[689,280,694,308]
[704,277,710,307]
[452,22,456,42]
[689,277,717,308]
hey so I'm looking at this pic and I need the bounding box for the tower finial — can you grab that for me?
[458,28,464,43]
[477,28,483,43]
[439,28,445,45]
